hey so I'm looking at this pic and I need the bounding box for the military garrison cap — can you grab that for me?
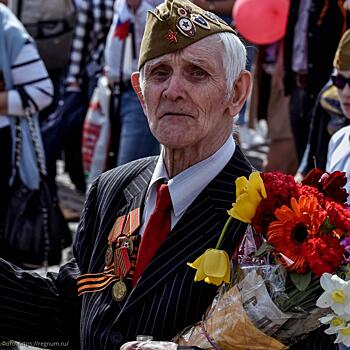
[334,29,350,71]
[138,0,236,69]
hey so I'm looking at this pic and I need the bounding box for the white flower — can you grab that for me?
[320,313,350,334]
[335,326,350,347]
[316,273,350,316]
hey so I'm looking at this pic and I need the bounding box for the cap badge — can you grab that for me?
[176,17,196,38]
[202,11,220,25]
[191,13,210,30]
[177,7,188,17]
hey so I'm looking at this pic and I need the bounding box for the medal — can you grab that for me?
[108,215,126,244]
[114,246,132,277]
[120,237,134,255]
[112,280,127,301]
[105,245,114,266]
[123,208,140,236]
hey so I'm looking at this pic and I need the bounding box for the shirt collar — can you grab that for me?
[148,136,236,217]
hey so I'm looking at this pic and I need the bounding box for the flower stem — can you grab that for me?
[215,216,233,249]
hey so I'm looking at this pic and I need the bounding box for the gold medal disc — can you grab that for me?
[112,280,127,301]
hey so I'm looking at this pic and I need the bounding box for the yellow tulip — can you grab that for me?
[235,176,249,198]
[227,172,267,223]
[187,249,230,286]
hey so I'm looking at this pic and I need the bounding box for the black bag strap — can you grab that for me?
[17,87,47,177]
[14,117,22,171]
[15,88,51,269]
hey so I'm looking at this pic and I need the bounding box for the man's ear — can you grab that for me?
[131,72,145,109]
[226,71,252,117]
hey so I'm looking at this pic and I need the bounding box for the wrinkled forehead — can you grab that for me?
[143,35,224,72]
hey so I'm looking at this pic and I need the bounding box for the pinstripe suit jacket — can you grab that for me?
[0,146,336,349]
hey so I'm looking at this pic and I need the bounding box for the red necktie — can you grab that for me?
[133,183,172,286]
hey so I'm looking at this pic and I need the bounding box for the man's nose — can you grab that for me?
[162,74,185,101]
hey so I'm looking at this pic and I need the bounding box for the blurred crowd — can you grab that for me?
[0,0,350,266]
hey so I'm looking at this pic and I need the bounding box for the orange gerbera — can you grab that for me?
[267,196,327,273]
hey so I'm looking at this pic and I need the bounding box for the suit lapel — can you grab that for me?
[89,160,157,273]
[116,146,252,317]
[113,162,156,232]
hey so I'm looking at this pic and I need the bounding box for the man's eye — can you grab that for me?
[190,69,208,79]
[151,68,170,79]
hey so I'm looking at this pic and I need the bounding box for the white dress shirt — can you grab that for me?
[139,136,236,235]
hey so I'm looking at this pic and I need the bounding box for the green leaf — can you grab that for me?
[289,271,312,292]
[254,242,275,257]
[321,217,336,234]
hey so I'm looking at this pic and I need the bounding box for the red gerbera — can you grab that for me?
[301,235,344,276]
[267,196,327,273]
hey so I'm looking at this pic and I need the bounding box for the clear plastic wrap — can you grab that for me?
[175,226,328,349]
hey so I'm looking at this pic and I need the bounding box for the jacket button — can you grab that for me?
[110,330,123,345]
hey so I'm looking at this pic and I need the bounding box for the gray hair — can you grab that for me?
[139,32,247,98]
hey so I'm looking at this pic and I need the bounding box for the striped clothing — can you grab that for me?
[0,40,53,128]
[66,0,114,87]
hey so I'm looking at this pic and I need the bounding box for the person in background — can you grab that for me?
[66,0,115,96]
[262,40,298,175]
[0,4,53,348]
[295,0,350,179]
[0,3,53,238]
[327,29,350,204]
[284,0,347,164]
[62,0,115,194]
[104,0,160,166]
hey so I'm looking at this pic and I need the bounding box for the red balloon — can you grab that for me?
[233,0,290,45]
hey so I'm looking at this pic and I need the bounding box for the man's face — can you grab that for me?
[336,69,350,119]
[140,36,236,152]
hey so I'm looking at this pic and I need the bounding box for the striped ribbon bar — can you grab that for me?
[114,246,132,277]
[77,267,117,296]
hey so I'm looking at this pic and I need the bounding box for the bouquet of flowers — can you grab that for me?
[175,169,350,349]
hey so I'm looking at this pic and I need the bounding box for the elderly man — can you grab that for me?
[0,0,249,347]
[0,0,334,349]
